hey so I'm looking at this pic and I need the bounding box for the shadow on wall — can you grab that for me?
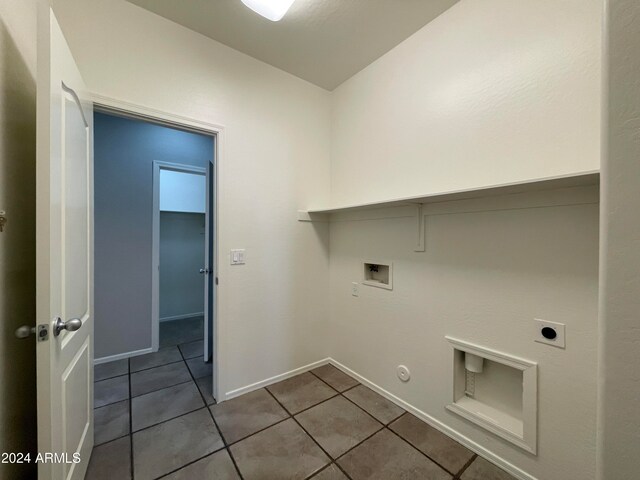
[0,19,38,480]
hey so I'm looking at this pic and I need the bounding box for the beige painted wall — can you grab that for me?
[0,0,37,478]
[329,0,601,208]
[597,0,640,478]
[327,1,603,479]
[328,190,599,480]
[51,0,332,399]
[47,2,607,479]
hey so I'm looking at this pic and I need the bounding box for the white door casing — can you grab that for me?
[204,159,214,362]
[36,6,94,480]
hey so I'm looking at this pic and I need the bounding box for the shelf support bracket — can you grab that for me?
[414,204,425,252]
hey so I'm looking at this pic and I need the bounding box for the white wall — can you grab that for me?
[50,1,606,478]
[597,0,640,478]
[327,1,602,479]
[329,0,601,208]
[0,0,38,478]
[160,170,206,214]
[51,0,331,398]
[160,212,205,321]
[328,190,599,480]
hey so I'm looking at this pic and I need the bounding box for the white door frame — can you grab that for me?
[91,94,223,401]
[151,162,206,350]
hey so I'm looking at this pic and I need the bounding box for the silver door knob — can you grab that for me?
[53,317,82,337]
[199,268,209,274]
[15,325,36,339]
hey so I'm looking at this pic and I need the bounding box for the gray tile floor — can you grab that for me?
[89,349,516,479]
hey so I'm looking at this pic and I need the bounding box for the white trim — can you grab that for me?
[91,94,223,402]
[94,347,153,365]
[159,312,205,323]
[328,358,538,480]
[223,358,331,401]
[92,94,225,134]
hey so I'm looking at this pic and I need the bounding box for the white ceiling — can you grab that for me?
[127,0,458,90]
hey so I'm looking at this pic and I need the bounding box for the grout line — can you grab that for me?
[339,383,360,395]
[330,427,383,478]
[129,351,205,434]
[154,446,227,479]
[131,405,206,434]
[177,338,245,480]
[306,369,457,478]
[128,358,184,375]
[264,388,354,480]
[127,358,134,480]
[130,378,193,400]
[94,372,128,386]
[307,368,355,394]
[308,370,385,427]
[455,453,478,479]
[93,398,128,412]
[303,462,333,480]
[211,417,244,480]
[302,462,342,480]
[310,368,481,478]
[94,369,130,383]
[200,387,339,451]
[225,416,291,447]
[386,418,459,477]
[93,431,130,448]
[265,388,342,417]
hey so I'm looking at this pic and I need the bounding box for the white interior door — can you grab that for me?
[36,6,93,480]
[204,160,214,362]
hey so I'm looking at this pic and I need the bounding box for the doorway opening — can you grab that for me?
[91,104,220,445]
[153,164,210,357]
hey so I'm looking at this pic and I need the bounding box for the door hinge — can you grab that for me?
[215,277,219,285]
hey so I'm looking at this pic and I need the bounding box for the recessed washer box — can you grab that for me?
[363,261,392,290]
[445,337,538,454]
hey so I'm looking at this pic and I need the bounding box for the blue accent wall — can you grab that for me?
[94,112,213,358]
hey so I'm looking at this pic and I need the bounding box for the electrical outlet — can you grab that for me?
[534,319,565,348]
[351,282,359,297]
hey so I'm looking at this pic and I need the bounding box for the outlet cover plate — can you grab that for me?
[534,319,565,348]
[230,249,245,265]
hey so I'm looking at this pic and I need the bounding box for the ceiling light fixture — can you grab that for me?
[241,0,297,22]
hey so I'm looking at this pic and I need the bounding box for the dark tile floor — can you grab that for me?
[88,347,516,479]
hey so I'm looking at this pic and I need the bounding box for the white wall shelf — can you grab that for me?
[298,170,598,217]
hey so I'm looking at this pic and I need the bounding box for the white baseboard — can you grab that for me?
[224,358,331,400]
[327,359,537,480]
[94,347,153,365]
[160,312,204,322]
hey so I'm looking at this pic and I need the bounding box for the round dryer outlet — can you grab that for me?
[396,365,411,382]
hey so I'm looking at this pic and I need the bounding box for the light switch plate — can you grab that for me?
[534,319,565,348]
[230,249,245,265]
[351,282,359,297]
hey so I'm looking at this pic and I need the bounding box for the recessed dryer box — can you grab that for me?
[445,337,538,454]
